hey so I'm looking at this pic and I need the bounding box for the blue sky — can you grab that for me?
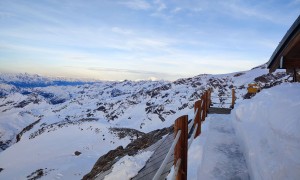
[0,0,299,81]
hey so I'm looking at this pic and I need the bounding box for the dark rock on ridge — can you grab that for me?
[82,126,173,180]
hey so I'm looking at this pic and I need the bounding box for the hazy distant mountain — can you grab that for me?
[0,72,97,88]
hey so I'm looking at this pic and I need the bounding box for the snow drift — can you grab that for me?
[232,83,300,180]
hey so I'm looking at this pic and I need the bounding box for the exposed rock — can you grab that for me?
[243,93,256,99]
[233,72,245,77]
[109,127,145,139]
[251,64,266,70]
[111,89,124,97]
[74,151,81,156]
[49,98,66,105]
[82,126,173,180]
[0,139,12,151]
[0,101,14,107]
[146,83,171,98]
[96,106,107,112]
[16,118,42,142]
[14,100,31,108]
[178,103,188,110]
[25,168,55,180]
[255,72,290,89]
[14,94,41,108]
[254,72,286,84]
[158,114,165,121]
[27,169,44,180]
[238,85,245,90]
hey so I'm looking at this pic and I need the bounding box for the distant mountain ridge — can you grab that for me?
[0,72,98,88]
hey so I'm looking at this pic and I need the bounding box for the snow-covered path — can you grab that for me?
[197,114,249,180]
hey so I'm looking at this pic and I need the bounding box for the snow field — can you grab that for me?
[0,121,131,179]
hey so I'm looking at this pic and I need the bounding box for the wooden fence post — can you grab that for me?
[231,88,235,108]
[209,89,212,107]
[194,100,202,138]
[205,91,208,117]
[174,115,188,180]
[206,90,210,113]
[201,94,205,122]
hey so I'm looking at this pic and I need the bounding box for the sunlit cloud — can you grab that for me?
[88,67,170,76]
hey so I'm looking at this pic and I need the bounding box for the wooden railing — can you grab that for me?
[210,88,236,108]
[152,89,211,180]
[153,88,236,180]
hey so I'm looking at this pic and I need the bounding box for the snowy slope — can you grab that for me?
[0,65,291,179]
[232,83,300,180]
[0,121,132,179]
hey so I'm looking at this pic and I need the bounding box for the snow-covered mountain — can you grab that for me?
[0,65,291,179]
[0,72,97,89]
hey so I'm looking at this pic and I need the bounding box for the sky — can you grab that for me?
[0,0,299,81]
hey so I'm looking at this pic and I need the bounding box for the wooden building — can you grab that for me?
[267,15,300,82]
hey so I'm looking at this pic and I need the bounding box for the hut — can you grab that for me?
[267,15,300,82]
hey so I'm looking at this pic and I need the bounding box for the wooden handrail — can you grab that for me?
[210,88,235,108]
[153,130,182,180]
[194,100,202,138]
[174,115,188,180]
[231,88,236,108]
[154,89,216,180]
[173,89,211,180]
[189,108,198,133]
[171,159,182,180]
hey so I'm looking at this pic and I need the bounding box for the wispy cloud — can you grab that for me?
[111,27,132,35]
[154,0,167,11]
[1,0,299,80]
[222,2,275,23]
[85,67,180,81]
[120,0,151,10]
[88,67,169,76]
[171,7,182,14]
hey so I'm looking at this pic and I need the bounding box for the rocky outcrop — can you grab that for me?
[74,151,82,156]
[16,118,42,142]
[109,127,145,140]
[0,139,11,151]
[26,168,54,180]
[27,169,44,180]
[82,126,173,180]
[14,94,41,108]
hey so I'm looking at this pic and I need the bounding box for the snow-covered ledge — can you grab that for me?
[232,83,300,180]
